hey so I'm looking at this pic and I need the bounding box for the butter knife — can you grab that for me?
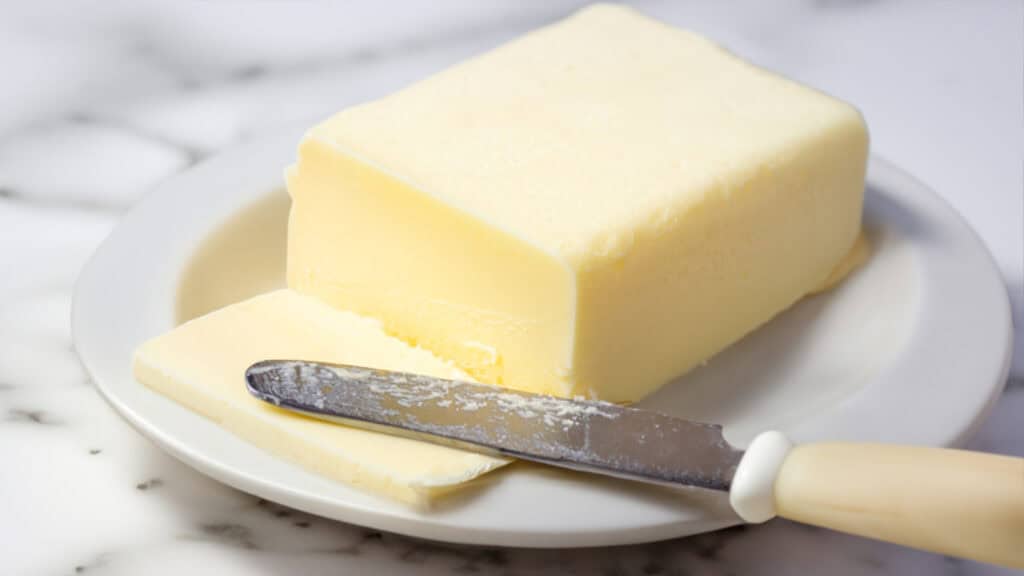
[246,360,1023,568]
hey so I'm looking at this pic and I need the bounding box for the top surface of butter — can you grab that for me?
[289,4,868,401]
[308,4,860,265]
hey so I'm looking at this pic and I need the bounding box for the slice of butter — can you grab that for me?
[134,289,508,506]
[288,4,868,402]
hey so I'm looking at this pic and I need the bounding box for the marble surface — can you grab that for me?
[2,1,1021,574]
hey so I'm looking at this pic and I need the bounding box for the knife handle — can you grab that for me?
[730,432,1024,568]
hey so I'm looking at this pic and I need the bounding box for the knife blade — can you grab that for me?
[245,359,744,491]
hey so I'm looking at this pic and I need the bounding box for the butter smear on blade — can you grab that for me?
[134,290,508,506]
[287,3,868,402]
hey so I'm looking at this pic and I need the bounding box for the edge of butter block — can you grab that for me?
[810,231,871,296]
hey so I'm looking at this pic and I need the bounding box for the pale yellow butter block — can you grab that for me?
[134,289,508,506]
[287,4,868,402]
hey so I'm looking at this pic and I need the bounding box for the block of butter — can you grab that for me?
[287,4,868,402]
[134,290,508,506]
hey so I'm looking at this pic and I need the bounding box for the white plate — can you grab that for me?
[72,128,1013,547]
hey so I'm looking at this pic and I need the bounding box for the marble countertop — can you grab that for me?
[2,1,1021,574]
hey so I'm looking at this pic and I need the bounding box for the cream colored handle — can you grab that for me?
[773,443,1024,568]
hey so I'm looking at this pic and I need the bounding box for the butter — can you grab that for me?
[288,4,868,401]
[133,289,508,506]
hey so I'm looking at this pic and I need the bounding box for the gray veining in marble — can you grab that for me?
[1,1,1021,575]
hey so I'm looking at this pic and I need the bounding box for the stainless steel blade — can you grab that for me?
[246,360,744,491]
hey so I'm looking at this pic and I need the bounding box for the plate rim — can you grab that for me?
[72,129,1013,547]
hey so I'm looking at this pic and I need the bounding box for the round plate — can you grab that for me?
[72,128,1013,547]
